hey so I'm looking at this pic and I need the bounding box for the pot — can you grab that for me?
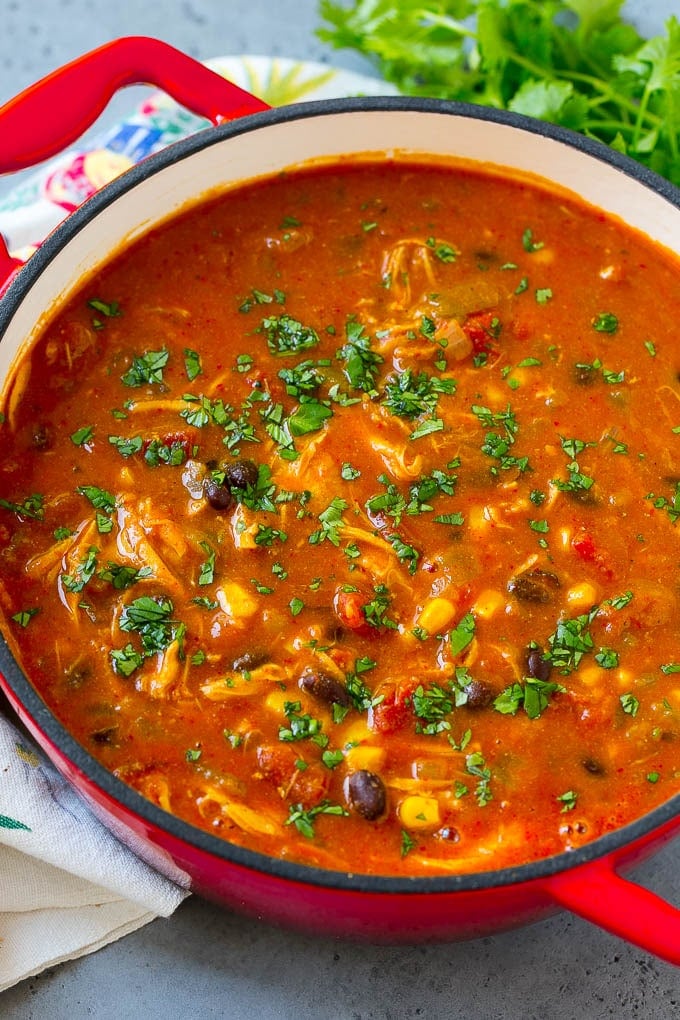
[1,36,680,964]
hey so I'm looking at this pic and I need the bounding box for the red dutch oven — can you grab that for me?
[1,37,680,964]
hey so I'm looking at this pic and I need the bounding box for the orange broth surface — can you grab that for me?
[2,157,680,876]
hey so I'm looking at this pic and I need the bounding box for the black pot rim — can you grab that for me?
[2,95,680,896]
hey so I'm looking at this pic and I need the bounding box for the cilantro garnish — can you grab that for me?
[546,606,599,674]
[278,360,326,398]
[109,435,144,458]
[592,312,619,334]
[98,563,152,590]
[184,348,202,381]
[180,394,231,429]
[400,829,417,857]
[76,485,116,514]
[198,542,216,586]
[337,318,383,394]
[144,438,187,467]
[620,692,640,717]
[11,607,40,628]
[88,297,121,328]
[553,436,595,496]
[471,403,529,475]
[0,493,45,521]
[382,369,455,420]
[70,425,94,447]
[493,677,566,719]
[362,584,398,630]
[557,790,578,813]
[465,751,492,806]
[646,481,680,524]
[121,347,169,387]
[61,545,98,594]
[118,596,182,657]
[279,700,327,745]
[406,469,457,515]
[308,497,348,546]
[288,398,333,437]
[261,314,320,355]
[449,613,475,656]
[366,474,406,525]
[285,800,348,839]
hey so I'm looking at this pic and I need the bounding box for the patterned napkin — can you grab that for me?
[0,55,395,991]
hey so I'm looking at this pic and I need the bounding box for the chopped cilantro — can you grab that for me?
[493,676,565,719]
[184,348,202,381]
[557,790,578,813]
[70,425,94,446]
[0,493,45,520]
[11,608,40,628]
[449,613,475,656]
[261,314,320,355]
[592,312,619,333]
[121,347,169,387]
[285,800,348,839]
[308,497,348,546]
[546,607,598,674]
[620,692,640,717]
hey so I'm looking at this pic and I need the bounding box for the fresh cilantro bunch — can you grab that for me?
[317,0,680,185]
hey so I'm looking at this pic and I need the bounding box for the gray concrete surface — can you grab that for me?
[1,1,680,1016]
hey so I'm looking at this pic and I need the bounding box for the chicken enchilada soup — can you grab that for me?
[2,156,680,875]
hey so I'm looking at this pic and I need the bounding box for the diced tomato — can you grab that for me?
[572,530,597,563]
[333,587,372,636]
[571,528,614,579]
[462,310,499,355]
[370,678,419,734]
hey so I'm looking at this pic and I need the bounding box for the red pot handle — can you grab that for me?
[0,35,271,291]
[548,858,680,965]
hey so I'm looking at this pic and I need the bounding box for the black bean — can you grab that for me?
[203,477,233,511]
[299,670,352,708]
[508,568,560,603]
[345,770,387,821]
[463,679,494,709]
[223,458,259,490]
[582,757,606,776]
[232,650,268,672]
[526,648,552,682]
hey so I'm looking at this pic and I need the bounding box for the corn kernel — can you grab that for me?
[565,582,599,609]
[472,589,505,620]
[397,794,441,829]
[578,666,603,688]
[345,745,386,773]
[264,689,290,715]
[343,719,373,745]
[615,668,634,690]
[417,597,457,634]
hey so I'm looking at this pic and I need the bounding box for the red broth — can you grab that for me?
[2,157,680,875]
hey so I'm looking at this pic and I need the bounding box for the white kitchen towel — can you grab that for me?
[0,712,189,992]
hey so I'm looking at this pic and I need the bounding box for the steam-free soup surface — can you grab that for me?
[2,158,680,875]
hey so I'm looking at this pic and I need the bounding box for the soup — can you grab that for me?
[2,157,680,875]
